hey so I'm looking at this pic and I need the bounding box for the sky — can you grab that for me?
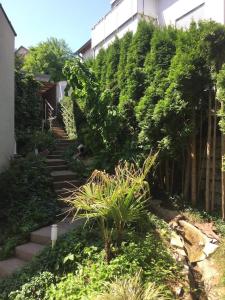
[1,0,110,51]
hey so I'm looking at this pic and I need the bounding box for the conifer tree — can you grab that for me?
[105,37,121,104]
[118,32,133,99]
[122,20,155,104]
[93,48,107,91]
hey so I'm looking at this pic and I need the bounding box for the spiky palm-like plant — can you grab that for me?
[66,154,157,263]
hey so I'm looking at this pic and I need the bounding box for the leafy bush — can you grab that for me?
[18,131,56,155]
[45,232,179,300]
[0,155,59,258]
[60,97,76,140]
[15,70,42,152]
[9,272,55,300]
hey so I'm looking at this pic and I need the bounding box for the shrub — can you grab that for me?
[0,155,59,258]
[60,97,76,140]
[18,131,56,155]
[9,272,55,300]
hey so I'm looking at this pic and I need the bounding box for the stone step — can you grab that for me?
[46,158,66,166]
[47,164,68,172]
[52,150,65,155]
[53,179,82,190]
[51,170,77,182]
[56,139,74,144]
[0,258,27,278]
[56,188,75,198]
[55,143,72,149]
[15,243,45,262]
[48,154,63,159]
[30,220,82,245]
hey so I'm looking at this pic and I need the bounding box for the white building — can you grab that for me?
[0,4,16,171]
[76,0,225,58]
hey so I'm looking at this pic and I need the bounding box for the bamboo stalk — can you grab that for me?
[197,110,203,197]
[206,92,212,212]
[211,98,217,211]
[165,160,169,192]
[191,133,197,206]
[184,150,191,202]
[221,102,225,220]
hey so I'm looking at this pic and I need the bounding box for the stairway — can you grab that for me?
[0,219,82,278]
[0,122,84,278]
[49,124,83,200]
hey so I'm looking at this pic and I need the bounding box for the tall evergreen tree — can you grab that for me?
[118,32,133,99]
[121,20,155,104]
[105,37,121,104]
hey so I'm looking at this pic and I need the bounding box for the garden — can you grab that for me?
[1,19,225,299]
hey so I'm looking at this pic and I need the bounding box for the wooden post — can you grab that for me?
[206,93,212,212]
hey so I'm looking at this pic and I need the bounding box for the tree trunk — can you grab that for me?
[206,93,212,212]
[211,99,217,211]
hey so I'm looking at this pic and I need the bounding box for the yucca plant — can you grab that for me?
[66,154,157,262]
[94,272,168,300]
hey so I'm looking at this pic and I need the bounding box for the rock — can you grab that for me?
[149,200,180,222]
[194,222,220,241]
[203,242,219,257]
[174,286,184,297]
[178,220,209,263]
[176,248,187,257]
[170,232,184,249]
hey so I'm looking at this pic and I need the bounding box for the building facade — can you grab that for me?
[77,0,225,58]
[0,5,16,171]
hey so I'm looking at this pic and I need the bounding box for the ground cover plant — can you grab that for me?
[0,215,181,300]
[0,155,59,259]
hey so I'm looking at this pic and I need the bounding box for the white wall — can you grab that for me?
[93,16,140,56]
[0,7,15,171]
[92,0,138,49]
[92,0,158,56]
[56,81,67,103]
[91,0,225,57]
[138,0,157,18]
[158,0,225,27]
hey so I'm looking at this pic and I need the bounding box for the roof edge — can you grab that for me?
[0,4,17,36]
[75,39,92,55]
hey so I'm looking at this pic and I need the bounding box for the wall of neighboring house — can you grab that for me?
[92,0,157,56]
[158,0,225,27]
[83,0,225,58]
[0,6,15,171]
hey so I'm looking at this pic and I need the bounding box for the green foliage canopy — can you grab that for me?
[23,37,72,82]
